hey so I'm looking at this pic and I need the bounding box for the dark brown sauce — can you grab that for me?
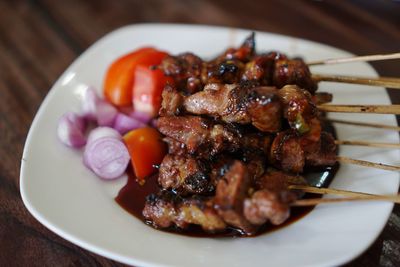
[116,120,339,237]
[115,163,339,238]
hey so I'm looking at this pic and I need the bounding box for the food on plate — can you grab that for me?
[58,33,341,236]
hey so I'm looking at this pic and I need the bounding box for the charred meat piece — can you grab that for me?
[216,32,256,62]
[183,84,283,133]
[159,153,266,196]
[305,131,337,167]
[158,115,272,157]
[277,85,318,134]
[143,191,180,228]
[143,191,226,232]
[246,87,283,132]
[159,85,184,116]
[183,83,250,124]
[242,52,287,85]
[244,169,306,226]
[163,137,187,156]
[273,58,318,93]
[270,129,337,173]
[243,189,291,225]
[206,59,244,84]
[270,130,305,173]
[156,115,241,155]
[214,161,257,234]
[256,169,307,193]
[158,154,213,195]
[159,52,204,94]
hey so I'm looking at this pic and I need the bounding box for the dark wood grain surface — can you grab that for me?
[1,0,399,266]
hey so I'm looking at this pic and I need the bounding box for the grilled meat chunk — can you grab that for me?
[244,169,306,225]
[305,131,337,167]
[270,130,305,173]
[243,190,291,225]
[158,154,213,195]
[158,52,204,94]
[270,129,337,173]
[159,153,266,196]
[273,58,317,93]
[156,115,240,155]
[159,85,184,116]
[143,191,226,232]
[214,161,257,234]
[163,137,187,156]
[183,83,249,123]
[242,52,286,84]
[256,169,307,193]
[183,84,283,133]
[216,32,256,62]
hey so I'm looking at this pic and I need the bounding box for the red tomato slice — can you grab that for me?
[133,65,174,116]
[123,127,167,181]
[103,48,168,107]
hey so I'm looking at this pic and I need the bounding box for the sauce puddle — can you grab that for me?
[115,163,339,238]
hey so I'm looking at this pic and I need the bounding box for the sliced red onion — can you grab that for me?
[113,113,145,135]
[81,87,100,121]
[87,126,121,144]
[83,137,130,179]
[81,87,117,126]
[96,101,118,127]
[129,110,152,124]
[57,112,87,148]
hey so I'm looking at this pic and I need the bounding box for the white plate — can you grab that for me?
[20,24,400,267]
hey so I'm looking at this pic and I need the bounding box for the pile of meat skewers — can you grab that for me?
[140,33,378,236]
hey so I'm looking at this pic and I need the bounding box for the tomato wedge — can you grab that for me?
[123,127,167,182]
[103,47,169,107]
[133,65,174,116]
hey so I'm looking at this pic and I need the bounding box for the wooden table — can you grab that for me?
[1,0,399,266]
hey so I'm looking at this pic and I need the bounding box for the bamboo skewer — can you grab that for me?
[317,104,400,114]
[289,185,400,206]
[323,118,400,131]
[307,52,400,66]
[334,140,400,149]
[336,156,400,172]
[292,195,400,206]
[288,184,374,197]
[312,74,400,89]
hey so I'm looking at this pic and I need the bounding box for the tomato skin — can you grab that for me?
[103,48,169,107]
[133,65,174,116]
[123,127,167,181]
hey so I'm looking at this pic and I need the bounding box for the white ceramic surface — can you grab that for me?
[20,24,400,267]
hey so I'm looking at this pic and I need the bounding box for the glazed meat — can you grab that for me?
[305,132,337,167]
[214,161,257,234]
[157,115,272,156]
[156,115,241,155]
[273,58,317,93]
[159,153,266,196]
[216,32,256,62]
[242,52,286,84]
[162,137,187,156]
[158,52,204,94]
[158,154,213,195]
[243,189,291,225]
[244,170,306,225]
[270,130,337,173]
[143,192,226,232]
[159,85,184,116]
[183,84,283,133]
[183,83,249,123]
[270,130,305,173]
